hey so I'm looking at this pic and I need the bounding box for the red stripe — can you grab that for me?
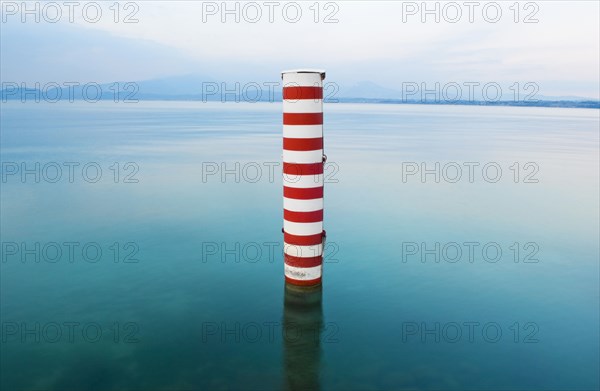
[284,209,323,223]
[284,186,323,200]
[285,276,322,287]
[283,86,323,100]
[284,232,323,246]
[283,113,323,125]
[283,163,323,176]
[283,138,323,151]
[285,254,323,268]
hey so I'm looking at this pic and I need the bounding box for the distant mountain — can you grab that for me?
[339,81,403,99]
[340,81,599,103]
[134,74,217,96]
[2,75,598,108]
[535,94,599,102]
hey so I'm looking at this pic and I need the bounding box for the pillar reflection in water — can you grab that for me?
[282,283,324,391]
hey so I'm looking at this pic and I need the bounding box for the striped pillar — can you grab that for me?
[282,69,326,287]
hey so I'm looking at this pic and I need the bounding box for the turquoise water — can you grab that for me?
[1,102,598,390]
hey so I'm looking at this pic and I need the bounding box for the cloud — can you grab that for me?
[0,19,201,84]
[2,1,598,97]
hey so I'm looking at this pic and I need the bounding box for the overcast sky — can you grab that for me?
[1,1,599,97]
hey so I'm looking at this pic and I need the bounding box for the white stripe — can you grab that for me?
[284,243,323,257]
[284,221,323,236]
[285,264,322,281]
[283,125,323,139]
[283,99,322,113]
[283,150,323,164]
[284,197,323,212]
[283,174,323,188]
[282,73,323,88]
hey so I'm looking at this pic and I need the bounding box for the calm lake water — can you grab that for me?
[1,101,598,390]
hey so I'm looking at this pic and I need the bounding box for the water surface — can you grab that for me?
[1,102,598,390]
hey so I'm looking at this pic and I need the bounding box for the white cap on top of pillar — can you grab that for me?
[281,69,326,80]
